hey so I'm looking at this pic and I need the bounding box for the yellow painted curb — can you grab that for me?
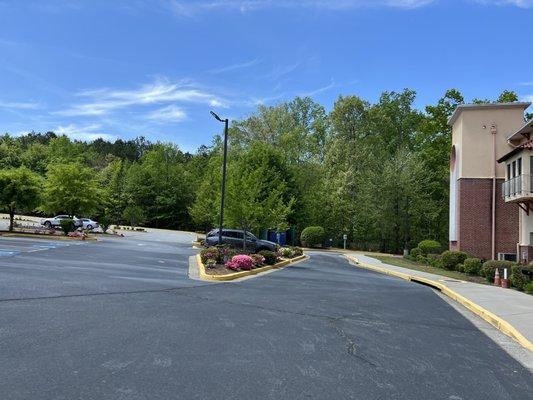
[196,254,307,282]
[0,232,98,242]
[346,255,533,352]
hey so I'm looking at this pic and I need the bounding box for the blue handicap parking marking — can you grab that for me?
[0,250,20,257]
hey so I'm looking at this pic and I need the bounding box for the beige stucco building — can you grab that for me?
[448,102,531,262]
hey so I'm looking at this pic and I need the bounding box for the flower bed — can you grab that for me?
[199,245,304,277]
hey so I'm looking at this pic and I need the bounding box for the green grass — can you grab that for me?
[366,255,488,285]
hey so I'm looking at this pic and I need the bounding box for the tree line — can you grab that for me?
[0,89,527,252]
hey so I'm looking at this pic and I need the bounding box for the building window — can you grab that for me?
[498,253,517,262]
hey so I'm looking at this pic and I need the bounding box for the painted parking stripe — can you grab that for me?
[0,250,20,257]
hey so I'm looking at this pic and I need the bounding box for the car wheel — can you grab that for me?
[44,221,51,229]
[86,224,93,230]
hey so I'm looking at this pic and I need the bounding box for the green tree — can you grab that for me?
[0,167,41,231]
[225,143,295,249]
[497,90,519,103]
[41,163,101,217]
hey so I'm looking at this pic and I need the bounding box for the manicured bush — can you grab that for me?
[200,246,236,264]
[480,260,515,282]
[258,250,278,265]
[200,247,220,264]
[417,240,441,255]
[291,246,303,257]
[59,218,76,236]
[525,282,533,295]
[463,258,482,275]
[300,226,325,248]
[410,247,422,258]
[510,266,528,291]
[225,255,254,271]
[440,250,468,271]
[416,255,428,264]
[426,254,442,268]
[455,263,465,273]
[278,247,295,258]
[250,254,265,268]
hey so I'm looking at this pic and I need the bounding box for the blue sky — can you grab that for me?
[0,0,532,152]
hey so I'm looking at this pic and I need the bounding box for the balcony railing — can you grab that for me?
[502,174,533,200]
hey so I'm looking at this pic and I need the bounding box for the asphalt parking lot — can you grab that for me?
[0,231,531,400]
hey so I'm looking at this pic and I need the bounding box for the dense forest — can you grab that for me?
[0,89,529,253]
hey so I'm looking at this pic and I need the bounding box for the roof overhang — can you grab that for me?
[447,102,531,126]
[507,118,533,141]
[497,147,524,163]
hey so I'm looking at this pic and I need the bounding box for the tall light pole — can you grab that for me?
[210,111,229,246]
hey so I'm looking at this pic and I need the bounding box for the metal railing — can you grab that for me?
[502,174,533,199]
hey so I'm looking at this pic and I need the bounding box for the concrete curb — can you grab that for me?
[0,232,98,242]
[346,255,533,352]
[196,254,308,282]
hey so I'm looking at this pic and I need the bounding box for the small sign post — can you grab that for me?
[343,234,348,250]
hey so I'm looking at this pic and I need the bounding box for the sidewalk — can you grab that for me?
[346,253,533,352]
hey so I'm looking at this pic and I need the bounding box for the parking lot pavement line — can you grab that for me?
[0,250,19,256]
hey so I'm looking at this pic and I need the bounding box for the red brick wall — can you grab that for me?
[453,178,518,260]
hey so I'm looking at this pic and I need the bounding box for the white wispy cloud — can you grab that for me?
[473,0,533,7]
[263,63,300,80]
[55,78,226,117]
[54,123,117,142]
[300,78,338,97]
[146,105,187,122]
[521,95,533,102]
[0,100,41,110]
[168,0,435,16]
[209,58,261,74]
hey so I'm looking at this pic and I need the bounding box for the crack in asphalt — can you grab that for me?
[328,318,379,367]
[0,284,213,303]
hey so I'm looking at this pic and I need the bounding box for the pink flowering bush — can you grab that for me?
[225,254,254,271]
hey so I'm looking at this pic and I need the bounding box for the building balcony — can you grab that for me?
[502,175,533,203]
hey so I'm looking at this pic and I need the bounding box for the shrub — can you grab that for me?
[417,240,441,255]
[59,218,76,236]
[278,247,295,259]
[291,246,303,257]
[510,266,528,291]
[225,255,254,271]
[525,282,533,295]
[258,250,278,265]
[250,254,265,268]
[300,226,325,248]
[480,260,515,282]
[463,258,482,275]
[200,246,237,264]
[416,255,428,264]
[200,247,220,264]
[410,247,422,258]
[441,250,468,271]
[455,263,465,273]
[426,254,442,268]
[205,258,217,268]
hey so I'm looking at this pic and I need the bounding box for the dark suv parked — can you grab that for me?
[205,229,278,252]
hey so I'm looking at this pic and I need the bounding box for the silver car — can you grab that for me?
[41,215,82,229]
[80,218,99,230]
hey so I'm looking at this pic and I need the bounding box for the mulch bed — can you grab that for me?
[203,263,279,276]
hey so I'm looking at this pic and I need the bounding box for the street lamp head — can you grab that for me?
[210,110,223,122]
